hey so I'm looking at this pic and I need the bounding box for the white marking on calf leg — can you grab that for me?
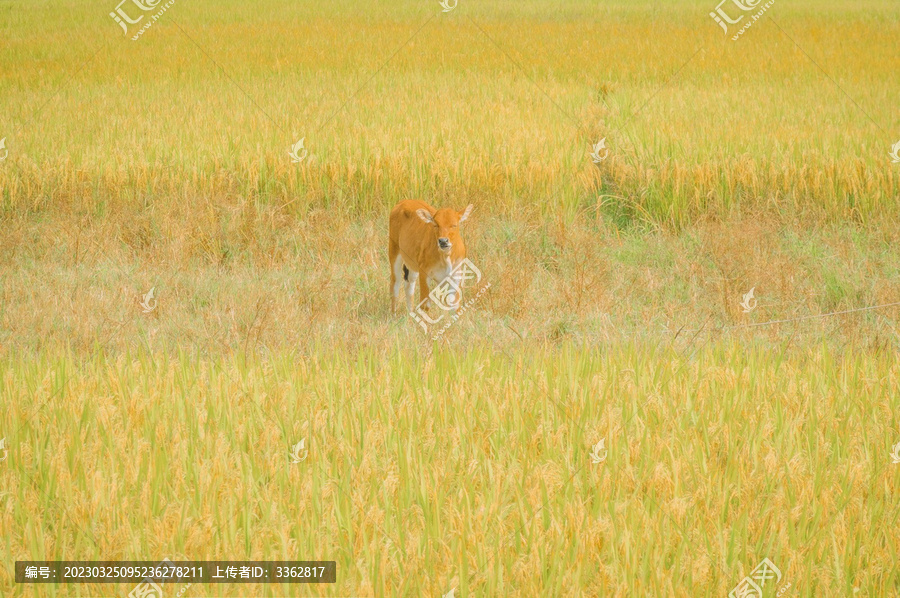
[450,270,463,311]
[406,270,419,311]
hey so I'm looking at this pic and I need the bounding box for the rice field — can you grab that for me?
[2,343,899,596]
[1,0,900,596]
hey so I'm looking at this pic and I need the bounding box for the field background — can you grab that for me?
[1,0,900,596]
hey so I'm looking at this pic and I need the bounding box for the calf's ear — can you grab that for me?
[458,204,474,223]
[416,209,435,224]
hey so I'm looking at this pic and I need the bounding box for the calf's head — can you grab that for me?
[416,204,474,255]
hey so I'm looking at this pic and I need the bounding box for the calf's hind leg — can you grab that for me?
[389,240,404,312]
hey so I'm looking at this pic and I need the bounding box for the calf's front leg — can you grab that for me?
[419,274,431,307]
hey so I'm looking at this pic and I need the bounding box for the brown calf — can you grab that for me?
[388,199,474,312]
